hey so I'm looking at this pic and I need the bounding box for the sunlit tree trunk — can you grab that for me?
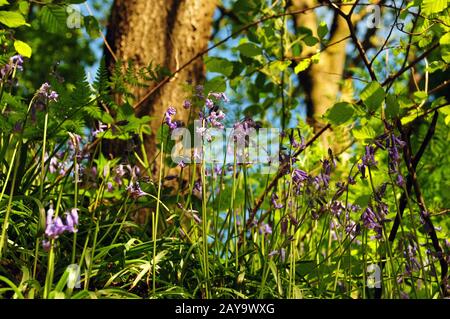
[105,0,216,171]
[292,0,352,151]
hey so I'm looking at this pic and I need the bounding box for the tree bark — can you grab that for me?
[105,0,216,172]
[292,0,352,150]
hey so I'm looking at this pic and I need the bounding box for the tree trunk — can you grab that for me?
[105,0,216,172]
[292,0,351,151]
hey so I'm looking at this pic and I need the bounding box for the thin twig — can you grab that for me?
[397,115,448,297]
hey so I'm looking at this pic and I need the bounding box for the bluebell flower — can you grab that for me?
[330,201,344,217]
[292,169,308,184]
[0,55,24,81]
[37,82,58,102]
[361,206,383,239]
[183,99,191,109]
[42,239,51,252]
[205,98,214,109]
[44,206,79,244]
[362,145,377,167]
[208,92,229,103]
[127,182,148,199]
[164,106,178,130]
[271,193,283,209]
[259,223,272,236]
[195,85,204,99]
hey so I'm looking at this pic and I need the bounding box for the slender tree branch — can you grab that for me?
[369,0,404,67]
[382,43,440,87]
[397,115,448,297]
[326,0,377,81]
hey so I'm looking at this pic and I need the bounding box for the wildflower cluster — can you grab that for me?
[0,54,23,82]
[43,206,79,251]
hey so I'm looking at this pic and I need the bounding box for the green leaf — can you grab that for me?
[440,32,450,63]
[303,35,319,46]
[352,125,376,141]
[317,21,328,40]
[360,81,385,112]
[294,59,311,74]
[421,0,447,15]
[204,76,227,93]
[0,0,9,8]
[39,6,68,34]
[237,42,262,57]
[325,102,355,125]
[0,11,28,28]
[440,105,450,126]
[385,94,399,119]
[413,90,428,103]
[84,16,100,38]
[13,40,32,58]
[18,1,29,15]
[205,57,234,77]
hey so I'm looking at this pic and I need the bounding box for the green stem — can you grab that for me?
[152,142,164,295]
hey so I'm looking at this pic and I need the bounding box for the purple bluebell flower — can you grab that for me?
[68,133,82,154]
[292,169,308,184]
[400,292,410,299]
[268,250,278,257]
[271,193,283,209]
[37,82,58,102]
[192,213,202,224]
[259,223,272,236]
[396,174,405,187]
[64,213,76,233]
[107,182,114,193]
[195,85,204,99]
[49,156,59,174]
[357,163,366,179]
[207,111,226,129]
[376,183,387,199]
[193,179,202,194]
[208,92,229,103]
[404,244,421,273]
[362,145,377,167]
[330,201,344,217]
[345,220,360,239]
[268,248,286,262]
[386,134,406,172]
[127,182,148,199]
[44,206,79,240]
[164,106,178,130]
[348,175,356,185]
[280,218,288,235]
[358,145,378,179]
[361,207,382,239]
[11,55,24,70]
[70,208,79,226]
[349,204,361,212]
[1,55,24,81]
[42,239,51,252]
[183,99,191,109]
[93,122,108,137]
[290,134,305,150]
[376,201,389,216]
[205,98,214,109]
